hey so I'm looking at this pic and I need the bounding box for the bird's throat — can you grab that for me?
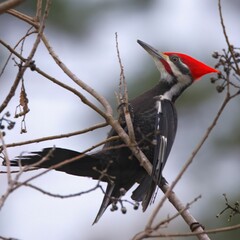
[158,75,192,102]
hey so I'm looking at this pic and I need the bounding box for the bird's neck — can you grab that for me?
[158,75,192,102]
[130,75,192,112]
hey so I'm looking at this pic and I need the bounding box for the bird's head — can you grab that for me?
[137,40,219,83]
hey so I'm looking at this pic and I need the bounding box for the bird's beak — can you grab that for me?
[137,40,173,76]
[137,40,168,62]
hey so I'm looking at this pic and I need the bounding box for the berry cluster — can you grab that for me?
[0,112,15,136]
[211,46,240,93]
[110,187,139,215]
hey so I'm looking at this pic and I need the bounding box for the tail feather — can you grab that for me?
[131,175,168,211]
[92,183,115,224]
[131,175,155,211]
[7,147,107,181]
[3,147,150,223]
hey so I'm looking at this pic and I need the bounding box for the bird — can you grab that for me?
[4,40,218,224]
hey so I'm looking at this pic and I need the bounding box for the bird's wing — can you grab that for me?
[152,97,177,185]
[132,98,177,210]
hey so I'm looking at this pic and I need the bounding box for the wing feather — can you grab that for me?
[138,97,177,210]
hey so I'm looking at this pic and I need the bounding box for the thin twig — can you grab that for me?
[0,32,109,125]
[218,0,240,75]
[133,222,240,238]
[35,0,42,21]
[0,0,52,210]
[0,30,37,77]
[0,39,26,64]
[0,131,12,184]
[41,33,113,117]
[0,1,50,114]
[154,195,202,230]
[1,122,108,149]
[0,0,24,14]
[35,66,108,118]
[115,32,136,143]
[133,195,202,240]
[7,9,39,28]
[22,182,102,199]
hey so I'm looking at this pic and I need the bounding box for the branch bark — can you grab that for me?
[0,0,24,14]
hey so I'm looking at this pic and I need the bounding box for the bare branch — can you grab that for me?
[132,223,240,238]
[7,9,39,28]
[218,0,240,75]
[115,32,136,143]
[22,182,103,199]
[217,194,240,221]
[0,39,26,62]
[0,0,24,14]
[0,131,12,184]
[0,1,51,114]
[41,33,113,117]
[133,195,202,240]
[1,122,108,149]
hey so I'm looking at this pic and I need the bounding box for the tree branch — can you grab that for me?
[0,0,24,14]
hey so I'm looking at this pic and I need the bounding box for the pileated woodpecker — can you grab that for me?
[4,40,218,224]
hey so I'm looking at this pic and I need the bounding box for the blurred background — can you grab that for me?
[0,0,240,239]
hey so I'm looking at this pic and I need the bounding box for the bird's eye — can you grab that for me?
[171,56,179,62]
